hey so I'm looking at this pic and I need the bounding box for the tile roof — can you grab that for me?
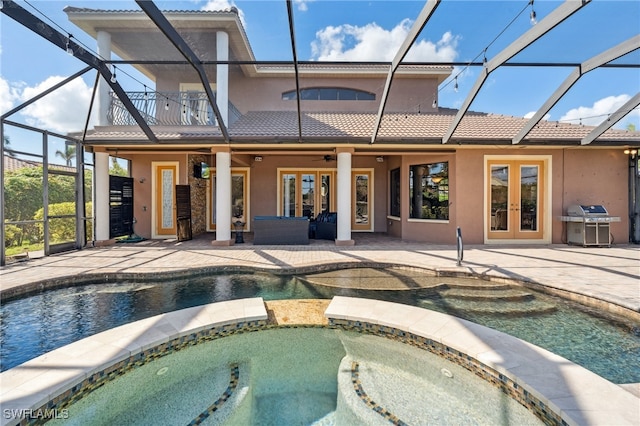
[81,110,640,145]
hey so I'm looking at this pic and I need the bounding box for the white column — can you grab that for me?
[216,31,229,126]
[94,152,110,242]
[336,151,354,245]
[96,31,111,126]
[214,151,232,244]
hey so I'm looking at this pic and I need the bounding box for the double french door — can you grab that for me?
[280,171,334,218]
[487,159,545,240]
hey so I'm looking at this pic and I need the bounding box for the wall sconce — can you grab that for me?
[624,148,637,158]
[376,156,384,163]
[254,156,263,162]
[138,177,146,184]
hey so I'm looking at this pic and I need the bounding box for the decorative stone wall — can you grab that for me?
[188,154,209,236]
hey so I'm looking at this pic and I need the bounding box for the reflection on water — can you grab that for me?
[1,271,638,384]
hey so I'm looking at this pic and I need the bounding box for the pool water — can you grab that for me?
[1,269,638,384]
[47,328,543,426]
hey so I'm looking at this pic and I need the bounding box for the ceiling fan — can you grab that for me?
[313,154,335,162]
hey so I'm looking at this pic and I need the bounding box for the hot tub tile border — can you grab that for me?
[329,318,569,426]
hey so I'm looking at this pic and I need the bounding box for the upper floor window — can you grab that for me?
[409,162,449,220]
[282,87,375,101]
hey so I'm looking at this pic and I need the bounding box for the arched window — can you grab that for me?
[282,87,375,101]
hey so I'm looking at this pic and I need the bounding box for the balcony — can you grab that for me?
[108,91,242,127]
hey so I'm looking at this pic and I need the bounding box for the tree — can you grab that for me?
[626,123,636,132]
[55,144,76,166]
[3,135,15,157]
[109,156,128,176]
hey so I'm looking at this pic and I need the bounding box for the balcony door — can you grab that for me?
[487,159,546,240]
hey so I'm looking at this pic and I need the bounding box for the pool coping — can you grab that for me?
[1,297,638,426]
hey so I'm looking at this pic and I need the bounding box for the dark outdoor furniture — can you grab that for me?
[314,212,337,240]
[252,216,310,245]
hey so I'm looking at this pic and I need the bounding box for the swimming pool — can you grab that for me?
[46,327,544,425]
[1,267,638,384]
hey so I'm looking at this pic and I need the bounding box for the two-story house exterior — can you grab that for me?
[63,6,640,247]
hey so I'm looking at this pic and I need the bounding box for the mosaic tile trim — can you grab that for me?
[351,361,408,426]
[329,319,569,426]
[25,320,267,426]
[188,363,240,426]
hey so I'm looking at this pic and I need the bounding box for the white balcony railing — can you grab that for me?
[108,91,242,126]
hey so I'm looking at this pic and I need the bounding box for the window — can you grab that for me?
[282,87,375,101]
[409,162,449,220]
[389,168,400,217]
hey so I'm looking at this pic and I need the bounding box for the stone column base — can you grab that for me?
[335,239,355,246]
[211,239,234,246]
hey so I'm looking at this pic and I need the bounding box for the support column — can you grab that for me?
[216,31,229,127]
[336,149,355,246]
[96,31,111,126]
[94,151,111,244]
[212,148,232,245]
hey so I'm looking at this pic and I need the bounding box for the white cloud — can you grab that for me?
[201,0,246,27]
[559,94,639,128]
[293,0,314,12]
[311,20,459,62]
[0,77,20,116]
[524,111,551,121]
[20,76,95,133]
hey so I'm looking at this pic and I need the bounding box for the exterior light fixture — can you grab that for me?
[66,34,74,55]
[376,156,384,163]
[624,149,638,157]
[432,98,437,108]
[529,0,537,25]
[254,156,263,162]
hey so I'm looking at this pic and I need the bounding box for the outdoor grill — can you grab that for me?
[559,205,621,247]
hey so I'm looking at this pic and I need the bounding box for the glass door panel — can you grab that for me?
[519,166,539,233]
[352,172,372,230]
[320,174,332,213]
[490,164,509,232]
[301,174,315,218]
[282,174,297,217]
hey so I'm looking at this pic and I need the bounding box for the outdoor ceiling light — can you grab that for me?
[254,156,263,162]
[376,156,384,163]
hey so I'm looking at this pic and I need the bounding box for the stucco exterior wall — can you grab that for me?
[121,148,629,245]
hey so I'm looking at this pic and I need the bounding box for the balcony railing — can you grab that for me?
[108,91,242,127]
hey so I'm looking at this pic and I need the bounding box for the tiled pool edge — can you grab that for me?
[325,296,640,426]
[0,298,268,426]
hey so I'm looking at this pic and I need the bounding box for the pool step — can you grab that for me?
[418,297,557,317]
[437,288,535,302]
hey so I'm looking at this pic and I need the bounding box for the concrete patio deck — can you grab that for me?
[1,233,638,316]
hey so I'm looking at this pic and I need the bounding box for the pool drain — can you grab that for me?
[441,368,453,378]
[156,367,169,376]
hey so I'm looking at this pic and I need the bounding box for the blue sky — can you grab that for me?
[1,0,639,141]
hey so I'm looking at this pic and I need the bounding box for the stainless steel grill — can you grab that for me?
[559,205,621,247]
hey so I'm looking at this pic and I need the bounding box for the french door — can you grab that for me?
[279,170,335,218]
[487,159,545,240]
